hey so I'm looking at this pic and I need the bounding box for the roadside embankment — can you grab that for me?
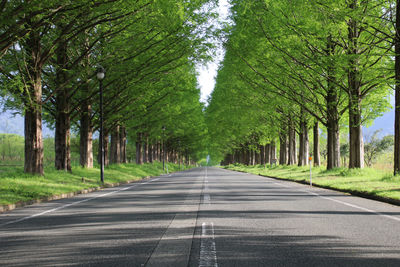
[224,164,400,206]
[0,162,190,213]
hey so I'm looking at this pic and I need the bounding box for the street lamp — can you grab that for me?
[97,66,105,184]
[162,126,166,171]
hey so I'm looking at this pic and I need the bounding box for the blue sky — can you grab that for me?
[0,111,54,137]
[364,105,394,137]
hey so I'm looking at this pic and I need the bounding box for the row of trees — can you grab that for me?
[0,0,215,175]
[207,0,400,173]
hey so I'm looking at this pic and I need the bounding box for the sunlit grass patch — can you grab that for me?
[224,164,400,201]
[0,162,190,206]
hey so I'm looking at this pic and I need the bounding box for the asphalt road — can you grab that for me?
[1,167,400,266]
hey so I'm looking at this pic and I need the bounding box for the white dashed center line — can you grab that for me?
[199,167,218,266]
[199,222,218,267]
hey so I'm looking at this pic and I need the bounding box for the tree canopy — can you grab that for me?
[206,0,395,171]
[0,0,218,174]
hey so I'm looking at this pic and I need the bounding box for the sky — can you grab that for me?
[0,0,396,139]
[364,96,395,137]
[197,0,230,103]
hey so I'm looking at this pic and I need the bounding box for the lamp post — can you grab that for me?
[97,66,105,184]
[162,126,166,171]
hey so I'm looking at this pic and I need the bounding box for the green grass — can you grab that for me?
[224,164,400,201]
[0,162,189,206]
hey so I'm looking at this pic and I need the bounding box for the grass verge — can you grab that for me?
[224,164,400,202]
[0,162,189,206]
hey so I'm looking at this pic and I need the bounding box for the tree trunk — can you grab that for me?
[248,148,252,165]
[158,144,161,162]
[260,145,265,165]
[244,147,248,165]
[279,132,287,165]
[298,117,309,166]
[313,121,320,167]
[79,97,93,168]
[152,143,155,163]
[154,143,157,162]
[98,128,109,166]
[79,33,93,168]
[104,130,109,166]
[54,35,72,172]
[270,141,276,164]
[349,108,364,168]
[185,149,189,166]
[326,35,341,169]
[327,119,340,169]
[347,0,364,168]
[148,143,153,163]
[110,126,121,164]
[166,144,169,163]
[24,107,44,175]
[146,136,152,163]
[163,141,166,165]
[54,106,71,171]
[265,144,271,165]
[288,120,297,165]
[395,0,400,175]
[120,126,127,163]
[155,142,158,161]
[150,143,154,163]
[143,135,148,164]
[23,30,44,175]
[232,150,237,164]
[136,132,142,164]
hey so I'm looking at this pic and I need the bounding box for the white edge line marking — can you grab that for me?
[199,222,218,267]
[1,177,161,227]
[270,181,400,223]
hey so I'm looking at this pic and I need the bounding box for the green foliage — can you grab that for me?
[1,0,218,172]
[0,134,24,163]
[0,133,84,166]
[364,131,394,167]
[206,0,394,167]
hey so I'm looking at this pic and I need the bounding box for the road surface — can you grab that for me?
[1,167,400,266]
